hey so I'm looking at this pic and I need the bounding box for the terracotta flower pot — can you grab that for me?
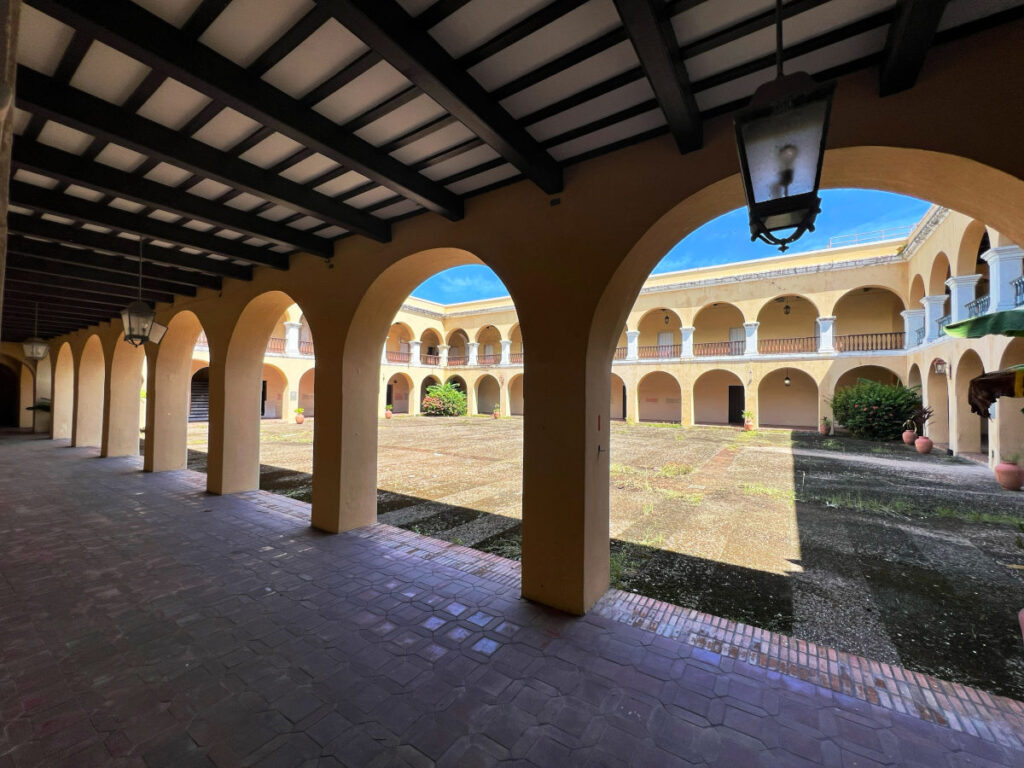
[385,410,392,419]
[493,411,500,419]
[995,461,1023,491]
[915,436,933,454]
[295,414,304,424]
[743,420,754,431]
[902,429,917,445]
[819,424,829,435]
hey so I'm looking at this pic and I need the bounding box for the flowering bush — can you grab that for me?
[829,379,921,441]
[421,381,467,416]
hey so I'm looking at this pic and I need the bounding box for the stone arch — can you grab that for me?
[447,328,470,364]
[693,369,744,425]
[1000,338,1024,369]
[953,349,986,455]
[509,373,524,415]
[636,307,683,357]
[928,252,952,296]
[51,342,74,440]
[909,274,926,306]
[638,370,681,423]
[833,364,902,391]
[446,374,468,398]
[610,372,626,420]
[476,374,500,414]
[692,302,746,356]
[956,219,989,276]
[298,367,315,417]
[102,336,146,457]
[908,363,923,392]
[145,310,206,473]
[385,322,415,363]
[73,335,105,448]
[832,286,906,350]
[209,291,306,495]
[420,328,443,364]
[926,359,950,444]
[385,372,413,414]
[261,362,288,420]
[476,324,502,364]
[756,294,819,353]
[758,368,818,429]
[419,373,440,405]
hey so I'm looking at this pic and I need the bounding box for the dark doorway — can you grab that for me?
[261,380,268,417]
[0,364,19,427]
[727,385,745,425]
[386,383,393,407]
[189,368,210,422]
[621,384,627,419]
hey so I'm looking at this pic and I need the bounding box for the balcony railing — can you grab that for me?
[834,331,905,352]
[915,327,925,345]
[299,340,314,355]
[694,340,745,357]
[613,347,627,360]
[267,337,286,354]
[758,336,818,354]
[510,352,524,364]
[448,355,467,366]
[937,314,951,335]
[478,354,501,365]
[1014,275,1024,307]
[420,353,439,366]
[638,344,681,359]
[386,350,410,363]
[966,295,990,318]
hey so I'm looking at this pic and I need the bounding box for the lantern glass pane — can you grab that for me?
[22,339,48,360]
[740,99,828,205]
[149,321,167,345]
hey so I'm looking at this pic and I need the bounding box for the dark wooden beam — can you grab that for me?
[613,0,701,153]
[3,300,117,323]
[5,284,137,311]
[7,253,197,298]
[8,235,222,291]
[12,139,332,257]
[316,0,563,195]
[31,0,462,219]
[8,213,252,281]
[5,270,175,304]
[16,66,387,242]
[10,181,289,270]
[879,0,949,96]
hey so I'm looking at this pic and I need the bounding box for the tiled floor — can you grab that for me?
[1,435,1023,767]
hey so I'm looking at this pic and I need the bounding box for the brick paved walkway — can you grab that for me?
[1,435,1023,766]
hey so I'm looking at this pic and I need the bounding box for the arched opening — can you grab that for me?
[909,274,926,307]
[419,374,440,406]
[756,295,819,354]
[509,324,524,364]
[298,315,314,355]
[103,337,146,458]
[476,325,501,365]
[609,372,626,420]
[446,374,467,394]
[995,339,1024,462]
[190,367,210,422]
[693,303,746,356]
[385,322,414,364]
[33,355,52,434]
[475,374,500,414]
[446,329,469,365]
[638,371,681,422]
[927,253,952,331]
[51,343,73,440]
[146,311,207,473]
[260,364,288,420]
[832,287,905,351]
[385,373,413,414]
[298,368,315,417]
[73,335,105,448]
[955,220,989,277]
[420,329,442,365]
[834,365,902,391]
[926,359,950,445]
[0,362,19,427]
[637,308,682,358]
[758,369,818,429]
[693,369,744,425]
[908,363,922,392]
[509,373,524,416]
[954,350,986,456]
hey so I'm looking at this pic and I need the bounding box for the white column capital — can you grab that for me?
[626,330,640,361]
[438,345,449,366]
[500,339,512,366]
[743,321,760,329]
[945,274,981,289]
[982,245,1023,311]
[816,316,835,353]
[409,339,421,366]
[467,341,479,366]
[743,321,759,356]
[283,322,301,355]
[946,274,982,323]
[901,309,926,348]
[920,294,948,309]
[680,326,694,358]
[921,294,947,342]
[900,309,925,319]
[381,344,388,365]
[981,244,1024,265]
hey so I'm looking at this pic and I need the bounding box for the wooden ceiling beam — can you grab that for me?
[879,0,949,96]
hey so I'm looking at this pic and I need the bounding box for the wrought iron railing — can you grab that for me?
[447,355,467,366]
[1014,275,1024,307]
[757,336,818,354]
[966,295,990,318]
[510,352,524,364]
[638,344,681,359]
[386,350,410,363]
[613,347,627,360]
[937,314,951,335]
[420,354,439,366]
[915,327,925,345]
[833,331,905,352]
[266,337,286,354]
[478,354,501,365]
[693,339,745,356]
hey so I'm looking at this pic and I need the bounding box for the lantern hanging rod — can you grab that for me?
[775,0,784,79]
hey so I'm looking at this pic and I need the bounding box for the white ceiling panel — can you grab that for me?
[239,132,304,169]
[346,186,399,209]
[670,0,775,47]
[187,178,233,199]
[314,225,347,237]
[144,162,194,187]
[225,192,268,212]
[40,213,75,225]
[372,199,421,219]
[355,94,448,147]
[278,153,339,184]
[148,209,183,223]
[214,229,244,240]
[13,108,32,135]
[388,121,477,165]
[315,170,370,197]
[548,107,665,161]
[470,0,622,92]
[259,204,297,222]
[14,169,58,189]
[313,61,411,125]
[286,215,324,230]
[430,0,551,59]
[17,5,75,76]
[446,163,519,195]
[136,78,212,130]
[183,219,216,232]
[199,0,314,68]
[191,107,262,150]
[37,121,94,155]
[64,185,106,203]
[396,0,437,18]
[421,144,500,182]
[109,197,146,213]
[69,41,151,106]
[526,78,654,142]
[95,143,148,172]
[131,0,206,28]
[262,19,368,98]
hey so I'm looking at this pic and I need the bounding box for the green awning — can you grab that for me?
[944,308,1024,338]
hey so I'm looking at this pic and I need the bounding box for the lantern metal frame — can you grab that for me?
[21,302,49,360]
[120,243,167,347]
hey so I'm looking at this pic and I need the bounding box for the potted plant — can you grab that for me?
[910,407,934,454]
[742,410,755,431]
[915,434,933,454]
[819,416,832,436]
[294,407,304,425]
[995,453,1023,491]
[901,418,917,446]
[385,404,393,420]
[492,402,500,419]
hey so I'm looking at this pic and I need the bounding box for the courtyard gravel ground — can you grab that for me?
[186,417,1024,700]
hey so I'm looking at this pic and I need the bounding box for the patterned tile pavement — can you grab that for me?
[1,434,1023,767]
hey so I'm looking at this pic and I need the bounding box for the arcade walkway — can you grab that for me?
[1,436,1022,767]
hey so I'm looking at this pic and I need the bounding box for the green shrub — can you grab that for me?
[421,381,467,416]
[830,379,921,441]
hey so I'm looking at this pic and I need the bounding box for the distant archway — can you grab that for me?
[298,368,315,417]
[386,372,413,414]
[834,365,902,391]
[73,335,105,448]
[476,374,500,414]
[954,350,986,454]
[693,303,746,356]
[758,369,818,429]
[261,363,288,420]
[103,337,146,457]
[610,372,626,420]
[637,308,683,358]
[638,371,681,422]
[832,287,905,350]
[756,295,819,354]
[0,362,18,427]
[420,374,440,406]
[51,343,73,440]
[926,360,950,444]
[509,373,524,415]
[693,369,744,425]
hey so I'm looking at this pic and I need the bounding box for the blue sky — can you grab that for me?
[410,189,933,303]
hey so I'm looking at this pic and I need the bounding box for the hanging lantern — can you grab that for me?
[783,303,791,315]
[784,370,792,387]
[734,0,835,252]
[21,303,49,360]
[121,243,167,347]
